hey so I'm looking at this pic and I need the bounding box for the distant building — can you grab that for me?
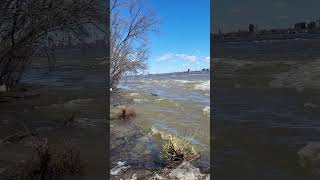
[308,21,316,29]
[295,22,306,30]
[316,20,320,29]
[249,24,258,33]
[249,24,255,33]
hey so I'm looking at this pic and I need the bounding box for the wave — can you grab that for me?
[128,92,140,97]
[133,98,151,103]
[202,106,210,116]
[155,98,180,107]
[194,81,210,91]
[270,60,320,91]
[63,98,94,109]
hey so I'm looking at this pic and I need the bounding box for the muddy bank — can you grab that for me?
[110,89,210,180]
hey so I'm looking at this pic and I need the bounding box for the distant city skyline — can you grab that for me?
[213,18,320,34]
[211,0,320,33]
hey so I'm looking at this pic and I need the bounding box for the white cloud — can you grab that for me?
[158,53,209,63]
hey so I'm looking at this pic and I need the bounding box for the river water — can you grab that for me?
[0,52,107,179]
[120,73,210,153]
[213,38,320,179]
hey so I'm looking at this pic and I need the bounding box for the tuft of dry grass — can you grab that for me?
[160,134,199,168]
[116,105,136,120]
[15,138,82,180]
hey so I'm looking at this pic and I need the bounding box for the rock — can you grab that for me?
[152,161,210,180]
[304,102,319,108]
[0,168,6,174]
[110,161,131,176]
[0,84,6,93]
[168,161,209,180]
[298,142,320,175]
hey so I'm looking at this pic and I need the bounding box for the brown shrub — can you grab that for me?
[116,105,136,120]
[15,138,82,180]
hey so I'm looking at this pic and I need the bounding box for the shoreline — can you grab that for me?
[110,88,210,180]
[0,81,106,179]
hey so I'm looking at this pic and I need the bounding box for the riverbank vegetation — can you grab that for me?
[15,138,82,180]
[160,134,198,164]
[0,0,104,91]
[116,105,136,120]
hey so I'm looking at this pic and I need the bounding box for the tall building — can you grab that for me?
[249,24,258,33]
[249,24,255,33]
[295,22,306,30]
[316,20,320,29]
[308,22,316,29]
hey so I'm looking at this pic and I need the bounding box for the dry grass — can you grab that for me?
[116,105,136,120]
[160,134,199,168]
[14,138,82,180]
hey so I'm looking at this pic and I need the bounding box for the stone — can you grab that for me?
[298,142,320,175]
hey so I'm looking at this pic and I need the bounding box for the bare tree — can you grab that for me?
[110,0,158,88]
[0,0,105,90]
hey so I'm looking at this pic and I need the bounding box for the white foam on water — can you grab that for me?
[270,60,320,90]
[203,106,210,113]
[203,106,210,117]
[129,93,140,97]
[194,81,210,91]
[172,80,195,84]
[63,98,94,109]
[133,98,150,103]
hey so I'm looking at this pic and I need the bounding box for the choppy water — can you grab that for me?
[214,38,320,179]
[0,55,107,179]
[119,73,210,153]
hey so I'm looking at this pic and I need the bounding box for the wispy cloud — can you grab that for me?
[158,53,209,62]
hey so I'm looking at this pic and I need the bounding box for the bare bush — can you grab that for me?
[15,138,82,180]
[110,0,158,88]
[0,0,105,90]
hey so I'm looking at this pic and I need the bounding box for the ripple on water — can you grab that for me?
[133,98,151,104]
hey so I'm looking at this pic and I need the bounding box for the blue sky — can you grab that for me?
[145,0,210,74]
